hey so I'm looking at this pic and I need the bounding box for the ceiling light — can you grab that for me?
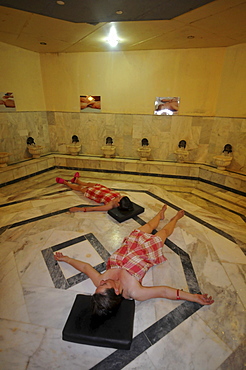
[106,26,119,47]
[40,42,47,45]
[57,1,65,5]
[116,10,123,15]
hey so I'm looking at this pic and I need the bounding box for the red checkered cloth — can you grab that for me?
[107,229,167,282]
[84,184,121,204]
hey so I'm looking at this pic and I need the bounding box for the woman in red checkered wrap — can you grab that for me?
[54,205,214,317]
[56,172,127,212]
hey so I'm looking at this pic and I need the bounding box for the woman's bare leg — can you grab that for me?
[139,205,167,234]
[74,178,96,187]
[63,180,84,192]
[155,210,185,243]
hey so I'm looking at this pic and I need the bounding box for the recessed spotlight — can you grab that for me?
[106,26,119,47]
[187,35,195,39]
[116,10,123,15]
[57,1,65,5]
[40,42,47,45]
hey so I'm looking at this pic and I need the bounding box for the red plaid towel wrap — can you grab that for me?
[84,184,120,204]
[107,229,167,282]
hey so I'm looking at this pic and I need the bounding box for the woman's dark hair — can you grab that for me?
[91,288,123,317]
[119,196,134,211]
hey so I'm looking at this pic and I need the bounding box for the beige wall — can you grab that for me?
[0,41,245,173]
[0,42,46,111]
[40,48,225,116]
[216,44,246,117]
[1,41,246,117]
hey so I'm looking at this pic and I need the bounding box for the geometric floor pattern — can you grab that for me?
[0,169,245,369]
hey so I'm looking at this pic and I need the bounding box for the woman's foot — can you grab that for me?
[159,204,167,220]
[56,177,65,184]
[175,210,185,220]
[71,172,80,183]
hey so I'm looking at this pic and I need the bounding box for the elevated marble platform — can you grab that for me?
[0,154,245,197]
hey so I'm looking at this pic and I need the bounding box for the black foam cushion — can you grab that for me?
[62,294,135,350]
[108,202,144,223]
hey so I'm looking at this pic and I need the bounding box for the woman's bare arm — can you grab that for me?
[69,200,116,213]
[54,252,101,287]
[131,285,214,305]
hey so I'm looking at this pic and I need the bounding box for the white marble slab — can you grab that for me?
[57,240,104,279]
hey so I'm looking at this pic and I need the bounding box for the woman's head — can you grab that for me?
[118,196,133,211]
[91,288,123,317]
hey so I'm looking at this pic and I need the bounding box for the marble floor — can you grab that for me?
[0,169,245,370]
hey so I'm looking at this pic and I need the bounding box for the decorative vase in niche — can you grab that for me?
[213,144,232,170]
[67,135,81,155]
[174,140,189,163]
[0,152,11,167]
[137,146,151,161]
[213,154,232,170]
[67,143,81,156]
[27,145,43,158]
[174,148,189,163]
[101,144,116,158]
[138,138,151,161]
[101,137,116,158]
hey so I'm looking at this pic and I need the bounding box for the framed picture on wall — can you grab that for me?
[154,97,179,115]
[80,95,101,112]
[0,92,16,111]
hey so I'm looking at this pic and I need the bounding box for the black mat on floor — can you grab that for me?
[62,294,135,350]
[108,202,144,223]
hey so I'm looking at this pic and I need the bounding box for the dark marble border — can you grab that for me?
[40,207,202,369]
[0,166,56,187]
[1,165,245,197]
[0,183,235,368]
[42,233,110,289]
[0,189,70,208]
[92,301,202,370]
[0,189,240,247]
[88,219,202,369]
[170,190,246,223]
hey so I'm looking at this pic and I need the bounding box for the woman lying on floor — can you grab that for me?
[54,205,214,317]
[56,172,133,213]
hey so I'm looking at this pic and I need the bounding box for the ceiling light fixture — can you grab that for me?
[106,25,119,47]
[116,10,123,15]
[57,1,65,5]
[40,42,47,45]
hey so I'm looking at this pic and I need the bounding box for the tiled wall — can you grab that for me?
[0,111,51,163]
[0,111,246,173]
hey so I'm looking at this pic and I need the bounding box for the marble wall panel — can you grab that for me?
[175,165,191,176]
[240,180,246,192]
[210,172,226,186]
[0,168,14,183]
[199,168,213,181]
[224,176,242,191]
[1,110,246,175]
[25,162,39,176]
